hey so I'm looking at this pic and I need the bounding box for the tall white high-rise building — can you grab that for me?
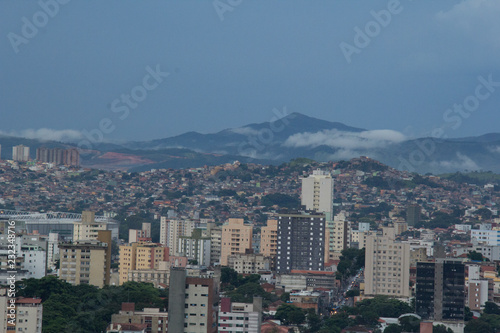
[159,217,195,256]
[12,145,30,162]
[300,169,334,216]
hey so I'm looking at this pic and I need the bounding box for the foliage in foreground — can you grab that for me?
[17,276,168,333]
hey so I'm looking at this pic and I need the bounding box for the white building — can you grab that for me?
[20,245,46,279]
[218,297,262,333]
[300,169,334,216]
[47,232,60,270]
[12,145,30,162]
[471,229,500,246]
[178,231,211,267]
[159,217,195,256]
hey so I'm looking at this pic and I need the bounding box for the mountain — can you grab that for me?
[124,112,365,155]
[2,113,500,174]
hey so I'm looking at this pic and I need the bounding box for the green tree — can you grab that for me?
[384,324,402,333]
[465,318,494,333]
[276,304,306,325]
[468,251,484,261]
[433,324,454,333]
[484,302,500,315]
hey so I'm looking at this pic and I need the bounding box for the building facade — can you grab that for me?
[276,212,326,274]
[218,297,262,333]
[168,268,220,333]
[59,234,111,288]
[0,291,43,333]
[300,169,334,216]
[416,259,465,321]
[108,302,168,333]
[364,228,411,298]
[12,145,30,162]
[227,252,272,274]
[220,218,253,266]
[260,219,278,259]
[119,242,169,285]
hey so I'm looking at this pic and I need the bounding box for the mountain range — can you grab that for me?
[1,113,500,174]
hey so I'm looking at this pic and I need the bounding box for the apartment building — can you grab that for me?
[218,297,262,333]
[276,212,326,273]
[220,218,253,266]
[129,222,152,243]
[300,169,334,216]
[325,211,350,261]
[127,261,170,288]
[73,211,109,241]
[416,259,465,321]
[178,229,211,267]
[59,231,111,288]
[119,242,169,285]
[0,290,43,333]
[364,227,411,298]
[260,219,278,258]
[227,251,272,274]
[168,268,220,333]
[159,217,196,256]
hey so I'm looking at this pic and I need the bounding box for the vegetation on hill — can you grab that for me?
[440,171,500,186]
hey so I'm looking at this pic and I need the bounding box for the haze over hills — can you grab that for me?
[1,112,500,174]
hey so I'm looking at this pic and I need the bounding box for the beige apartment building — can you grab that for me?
[119,242,169,285]
[127,261,170,288]
[0,291,43,333]
[260,219,278,258]
[73,211,108,241]
[220,218,253,266]
[325,211,350,262]
[365,227,411,298]
[59,231,111,288]
[227,252,272,274]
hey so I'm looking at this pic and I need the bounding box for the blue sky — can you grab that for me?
[1,0,499,142]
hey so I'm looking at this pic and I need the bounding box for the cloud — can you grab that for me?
[488,146,500,153]
[431,152,480,171]
[283,129,406,150]
[0,128,83,142]
[229,127,262,136]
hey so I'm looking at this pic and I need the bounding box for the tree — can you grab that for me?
[434,324,454,333]
[275,304,306,325]
[484,302,500,315]
[346,289,360,298]
[468,251,484,262]
[464,307,473,321]
[399,315,420,333]
[221,267,238,288]
[384,324,402,333]
[280,292,290,302]
[465,318,494,333]
[306,309,322,332]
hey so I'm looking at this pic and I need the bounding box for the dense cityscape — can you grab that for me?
[2,1,498,332]
[1,147,500,332]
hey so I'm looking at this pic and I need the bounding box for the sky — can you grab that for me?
[1,0,499,143]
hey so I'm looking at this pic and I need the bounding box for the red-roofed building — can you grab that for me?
[0,292,43,333]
